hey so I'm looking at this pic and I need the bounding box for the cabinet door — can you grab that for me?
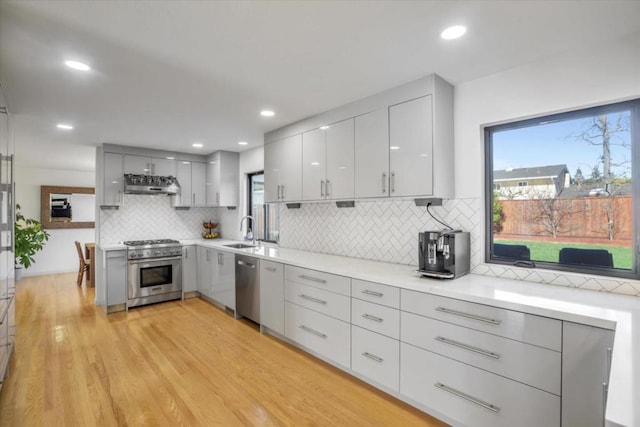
[280,134,302,201]
[106,250,127,306]
[206,155,219,206]
[176,161,192,206]
[218,151,239,207]
[182,246,197,293]
[264,141,281,203]
[152,157,176,176]
[562,322,615,427]
[192,162,207,206]
[389,95,433,197]
[260,260,284,334]
[326,119,354,199]
[196,246,212,298]
[302,128,326,201]
[103,152,123,206]
[212,250,235,309]
[355,109,389,198]
[124,154,151,175]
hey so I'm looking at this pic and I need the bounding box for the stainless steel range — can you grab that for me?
[124,239,183,308]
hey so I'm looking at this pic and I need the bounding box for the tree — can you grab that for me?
[527,192,580,238]
[492,192,505,233]
[574,113,630,183]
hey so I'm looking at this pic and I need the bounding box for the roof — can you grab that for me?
[558,181,632,198]
[494,164,568,181]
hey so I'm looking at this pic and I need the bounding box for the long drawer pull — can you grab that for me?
[237,260,255,268]
[298,294,327,305]
[362,352,383,363]
[265,267,277,272]
[362,313,384,323]
[362,289,383,297]
[435,336,501,359]
[299,325,327,339]
[434,382,500,413]
[299,275,327,284]
[435,307,502,325]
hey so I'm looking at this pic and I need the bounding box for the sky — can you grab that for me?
[492,111,631,180]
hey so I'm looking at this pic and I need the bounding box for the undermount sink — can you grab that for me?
[223,243,255,249]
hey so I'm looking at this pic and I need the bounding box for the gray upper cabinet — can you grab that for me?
[101,152,124,206]
[264,134,302,203]
[124,154,176,176]
[265,73,454,202]
[206,151,239,207]
[174,160,207,207]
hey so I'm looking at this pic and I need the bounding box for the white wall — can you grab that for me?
[15,166,96,276]
[455,31,640,199]
[230,146,264,240]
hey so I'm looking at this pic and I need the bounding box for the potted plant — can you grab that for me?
[15,204,50,279]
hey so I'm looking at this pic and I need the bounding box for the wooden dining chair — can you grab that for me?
[74,241,90,286]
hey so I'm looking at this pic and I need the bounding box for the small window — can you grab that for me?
[485,99,639,278]
[248,172,279,242]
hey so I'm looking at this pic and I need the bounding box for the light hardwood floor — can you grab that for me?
[0,273,447,426]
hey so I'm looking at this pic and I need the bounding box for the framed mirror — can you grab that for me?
[40,186,95,229]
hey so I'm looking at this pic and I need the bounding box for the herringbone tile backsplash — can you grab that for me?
[278,198,483,268]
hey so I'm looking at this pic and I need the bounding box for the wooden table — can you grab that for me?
[84,243,95,288]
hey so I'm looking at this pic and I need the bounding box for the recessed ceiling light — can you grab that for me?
[56,123,73,130]
[64,60,91,71]
[166,157,175,160]
[238,141,248,145]
[192,143,203,148]
[181,161,190,164]
[260,110,275,117]
[311,162,320,166]
[319,126,329,130]
[390,146,400,150]
[440,25,466,40]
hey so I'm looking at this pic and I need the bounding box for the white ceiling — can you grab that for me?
[1,1,639,172]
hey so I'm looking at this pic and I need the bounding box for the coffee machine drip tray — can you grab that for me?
[417,269,455,279]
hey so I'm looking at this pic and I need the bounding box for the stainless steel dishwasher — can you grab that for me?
[235,254,260,323]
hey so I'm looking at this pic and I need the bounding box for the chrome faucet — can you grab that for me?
[240,215,256,246]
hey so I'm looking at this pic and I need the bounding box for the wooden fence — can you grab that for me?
[495,196,632,246]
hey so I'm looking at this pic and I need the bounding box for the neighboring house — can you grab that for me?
[493,164,570,199]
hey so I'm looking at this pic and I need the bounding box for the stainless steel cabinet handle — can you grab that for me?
[237,260,255,268]
[382,172,386,194]
[299,325,327,339]
[390,171,395,193]
[434,382,500,413]
[216,192,220,205]
[298,294,327,305]
[128,256,182,265]
[206,250,210,262]
[184,248,188,259]
[325,179,330,197]
[218,253,223,264]
[192,194,195,205]
[298,275,327,284]
[320,180,325,197]
[362,289,383,297]
[362,352,383,363]
[362,313,383,323]
[435,336,501,359]
[606,347,613,377]
[435,307,502,325]
[277,184,282,199]
[265,267,277,272]
[602,382,608,425]
[281,185,286,200]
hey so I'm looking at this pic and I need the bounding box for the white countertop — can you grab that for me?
[110,238,639,426]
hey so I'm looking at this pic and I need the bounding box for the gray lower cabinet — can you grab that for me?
[182,245,197,295]
[105,249,127,312]
[562,322,615,427]
[211,250,235,310]
[259,260,284,334]
[196,246,212,299]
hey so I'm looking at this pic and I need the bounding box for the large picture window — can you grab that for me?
[485,99,640,278]
[248,172,279,243]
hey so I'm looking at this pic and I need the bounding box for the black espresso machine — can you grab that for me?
[418,230,470,279]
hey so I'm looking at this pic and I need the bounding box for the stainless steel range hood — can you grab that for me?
[124,174,180,195]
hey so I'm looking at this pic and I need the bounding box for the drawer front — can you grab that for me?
[285,281,350,322]
[352,326,399,392]
[400,343,560,427]
[401,312,561,395]
[285,265,351,296]
[401,289,561,351]
[351,279,400,308]
[285,302,350,368]
[351,298,400,339]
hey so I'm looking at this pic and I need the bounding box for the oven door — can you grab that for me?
[128,256,182,300]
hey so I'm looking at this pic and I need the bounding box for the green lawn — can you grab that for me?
[495,239,632,269]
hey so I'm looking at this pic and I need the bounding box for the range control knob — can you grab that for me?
[130,253,138,259]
